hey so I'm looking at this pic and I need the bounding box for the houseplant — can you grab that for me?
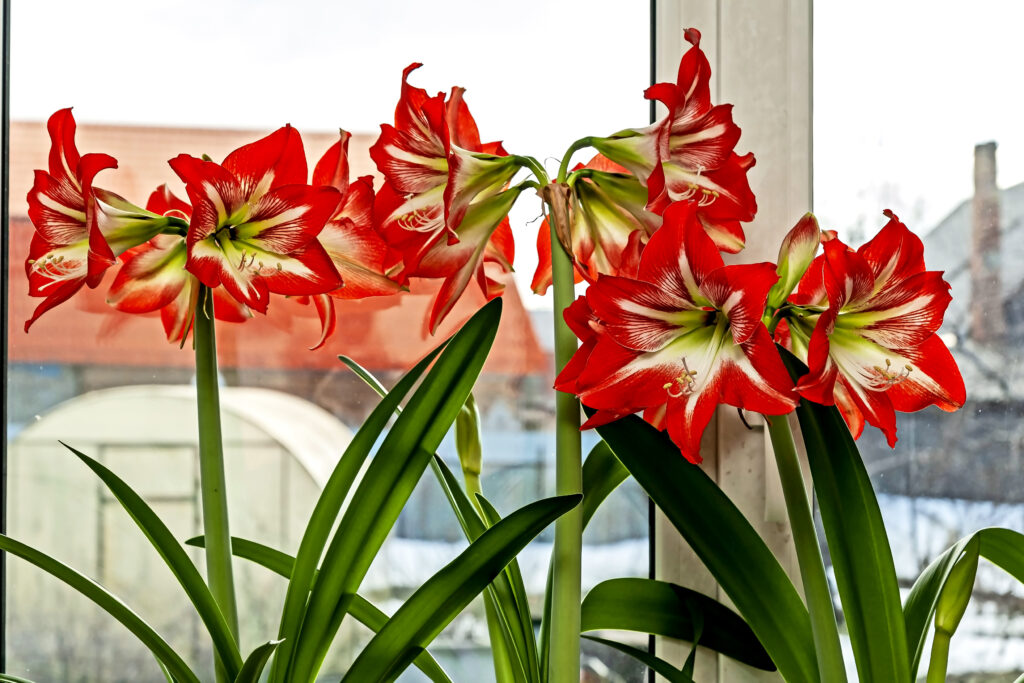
[7,25,1024,683]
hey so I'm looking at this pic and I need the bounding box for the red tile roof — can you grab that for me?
[8,121,546,375]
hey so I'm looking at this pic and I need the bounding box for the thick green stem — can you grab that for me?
[545,193,583,683]
[557,136,594,183]
[926,629,951,683]
[767,414,847,683]
[194,286,239,680]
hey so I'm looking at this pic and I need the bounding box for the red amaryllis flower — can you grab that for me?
[25,108,166,330]
[169,125,343,314]
[370,63,522,333]
[590,29,756,253]
[557,201,796,463]
[314,130,403,300]
[107,186,250,344]
[280,131,406,349]
[785,211,966,446]
[531,155,659,295]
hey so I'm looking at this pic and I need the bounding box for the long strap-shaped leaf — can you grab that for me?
[288,299,502,681]
[594,412,818,683]
[904,527,1024,679]
[268,331,452,682]
[235,640,283,683]
[341,493,582,683]
[343,356,538,683]
[64,444,242,678]
[582,635,694,683]
[476,495,544,681]
[780,351,910,682]
[0,534,200,683]
[580,578,774,671]
[186,534,453,683]
[430,457,533,683]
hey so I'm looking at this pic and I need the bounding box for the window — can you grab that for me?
[4,2,650,681]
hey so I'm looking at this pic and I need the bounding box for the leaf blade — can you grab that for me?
[0,533,200,683]
[186,534,453,683]
[290,300,502,680]
[780,350,910,682]
[65,444,242,678]
[594,412,818,683]
[341,494,581,683]
[580,578,774,671]
[270,335,449,682]
[582,635,693,683]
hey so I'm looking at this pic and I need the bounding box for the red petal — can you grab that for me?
[46,108,81,184]
[586,275,698,352]
[444,86,483,150]
[222,125,307,198]
[638,202,723,302]
[857,210,925,290]
[146,184,192,219]
[308,293,336,350]
[107,236,188,313]
[312,130,352,195]
[887,335,966,413]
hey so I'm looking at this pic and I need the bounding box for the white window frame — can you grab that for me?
[652,2,812,680]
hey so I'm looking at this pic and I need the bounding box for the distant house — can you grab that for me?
[850,144,1024,678]
[857,142,1024,505]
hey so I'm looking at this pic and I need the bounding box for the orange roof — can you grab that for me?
[8,121,546,375]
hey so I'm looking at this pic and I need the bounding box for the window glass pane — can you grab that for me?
[816,3,1024,675]
[6,2,650,680]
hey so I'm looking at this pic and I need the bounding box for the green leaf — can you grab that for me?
[430,459,531,683]
[0,674,41,683]
[64,444,242,679]
[580,578,774,671]
[905,527,1024,679]
[780,349,910,682]
[341,494,581,682]
[290,299,502,681]
[341,355,536,683]
[582,635,693,683]
[338,355,389,396]
[234,640,283,683]
[476,495,542,682]
[580,440,629,529]
[186,535,452,683]
[270,335,450,683]
[934,537,979,634]
[0,533,199,683]
[593,411,818,683]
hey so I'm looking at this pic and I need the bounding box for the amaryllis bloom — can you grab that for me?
[313,130,403,300]
[557,201,796,463]
[531,155,659,295]
[370,63,523,333]
[107,186,250,344]
[25,108,167,330]
[279,131,405,349]
[590,28,756,253]
[169,125,343,314]
[784,211,966,446]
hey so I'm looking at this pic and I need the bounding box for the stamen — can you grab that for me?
[868,357,912,390]
[664,358,699,398]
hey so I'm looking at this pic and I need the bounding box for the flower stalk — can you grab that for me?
[766,414,846,682]
[193,284,239,681]
[543,181,584,682]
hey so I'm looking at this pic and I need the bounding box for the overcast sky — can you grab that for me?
[10,1,1024,306]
